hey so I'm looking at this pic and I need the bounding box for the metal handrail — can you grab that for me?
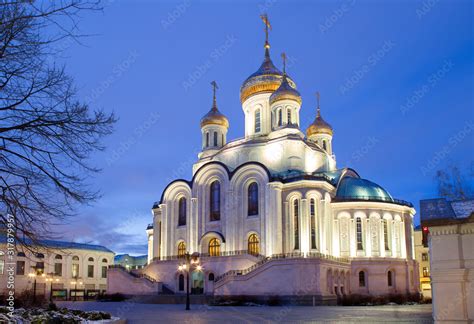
[214,251,350,283]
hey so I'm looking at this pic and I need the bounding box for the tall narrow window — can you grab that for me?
[310,198,317,250]
[323,140,327,151]
[177,242,186,258]
[209,238,221,256]
[359,271,366,287]
[278,109,282,126]
[213,131,218,146]
[356,218,363,251]
[287,109,292,124]
[206,132,210,147]
[222,134,224,146]
[383,219,390,251]
[178,197,186,226]
[248,234,260,256]
[210,181,221,221]
[255,109,261,133]
[293,200,300,250]
[247,182,259,216]
[387,270,393,287]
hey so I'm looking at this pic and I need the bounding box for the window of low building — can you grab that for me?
[88,265,94,278]
[102,266,107,279]
[16,261,25,275]
[54,263,63,276]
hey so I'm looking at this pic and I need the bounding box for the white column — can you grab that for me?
[350,216,356,257]
[379,219,385,258]
[191,198,198,253]
[301,198,309,254]
[400,220,407,259]
[365,218,371,257]
[333,219,340,257]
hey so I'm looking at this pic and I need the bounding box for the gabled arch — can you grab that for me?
[199,231,226,244]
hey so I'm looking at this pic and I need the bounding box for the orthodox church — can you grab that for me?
[122,17,419,302]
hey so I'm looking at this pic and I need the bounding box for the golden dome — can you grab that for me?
[240,48,296,103]
[200,94,229,129]
[269,74,302,105]
[307,108,333,137]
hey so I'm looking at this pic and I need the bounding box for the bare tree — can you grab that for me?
[0,1,115,245]
[436,164,474,201]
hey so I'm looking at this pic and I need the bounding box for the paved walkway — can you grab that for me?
[57,302,433,323]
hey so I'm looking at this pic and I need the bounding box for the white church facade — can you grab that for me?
[112,18,419,302]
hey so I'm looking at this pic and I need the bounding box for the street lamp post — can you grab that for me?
[178,252,200,311]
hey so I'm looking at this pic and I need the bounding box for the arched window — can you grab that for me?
[177,242,186,258]
[179,274,185,291]
[206,132,210,147]
[356,218,363,251]
[17,252,26,257]
[287,109,292,124]
[178,197,186,226]
[72,256,79,261]
[88,257,94,262]
[247,182,259,216]
[213,131,218,146]
[255,109,261,133]
[383,219,390,251]
[248,234,260,256]
[322,140,327,151]
[310,198,317,250]
[359,271,366,287]
[55,254,62,260]
[277,108,282,126]
[208,238,221,256]
[387,270,393,287]
[210,181,221,221]
[35,253,44,259]
[208,273,215,281]
[293,199,300,250]
[102,258,108,263]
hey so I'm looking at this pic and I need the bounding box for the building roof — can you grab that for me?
[0,232,114,253]
[336,176,393,202]
[420,198,474,226]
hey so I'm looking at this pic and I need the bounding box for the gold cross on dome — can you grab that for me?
[316,91,321,115]
[260,14,272,47]
[281,52,287,74]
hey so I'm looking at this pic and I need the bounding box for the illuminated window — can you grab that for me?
[72,263,79,278]
[210,181,221,221]
[387,270,393,287]
[255,109,261,133]
[213,131,218,146]
[383,219,390,251]
[247,182,259,216]
[209,238,221,256]
[35,262,44,275]
[359,271,366,287]
[294,200,300,250]
[248,234,260,256]
[423,267,429,277]
[356,218,363,251]
[310,198,317,250]
[178,242,186,258]
[421,253,428,261]
[178,197,186,226]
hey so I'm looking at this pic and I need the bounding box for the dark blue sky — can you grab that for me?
[56,0,473,255]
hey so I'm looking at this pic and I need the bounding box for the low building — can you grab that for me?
[414,226,431,299]
[421,198,474,323]
[114,254,148,270]
[0,230,114,300]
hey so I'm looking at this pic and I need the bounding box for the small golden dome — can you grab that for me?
[269,74,302,105]
[240,48,296,103]
[307,108,333,137]
[200,106,229,128]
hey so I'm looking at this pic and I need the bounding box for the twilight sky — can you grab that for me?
[54,0,473,255]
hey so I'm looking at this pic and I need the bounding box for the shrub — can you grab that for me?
[97,293,127,302]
